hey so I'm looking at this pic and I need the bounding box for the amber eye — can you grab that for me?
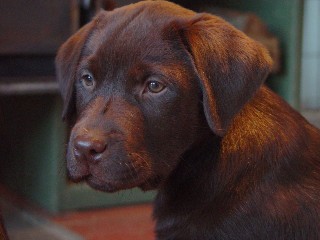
[147,80,166,93]
[80,73,95,89]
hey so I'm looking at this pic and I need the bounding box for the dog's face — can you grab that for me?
[56,1,272,192]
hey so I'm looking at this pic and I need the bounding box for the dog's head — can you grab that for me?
[56,1,272,192]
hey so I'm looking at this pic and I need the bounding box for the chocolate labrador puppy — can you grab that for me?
[56,1,320,239]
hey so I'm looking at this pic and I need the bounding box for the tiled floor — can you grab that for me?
[0,187,155,240]
[0,198,83,240]
[52,204,155,240]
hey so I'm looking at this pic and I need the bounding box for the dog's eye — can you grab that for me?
[147,80,166,93]
[80,74,95,90]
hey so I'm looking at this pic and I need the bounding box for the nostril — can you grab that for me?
[74,136,107,161]
[90,149,98,155]
[90,140,107,155]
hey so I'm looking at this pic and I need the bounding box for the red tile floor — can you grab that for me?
[0,184,155,240]
[52,204,155,240]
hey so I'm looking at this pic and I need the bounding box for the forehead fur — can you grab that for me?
[81,1,195,58]
[76,1,198,85]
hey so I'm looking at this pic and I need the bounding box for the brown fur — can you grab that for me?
[56,1,320,239]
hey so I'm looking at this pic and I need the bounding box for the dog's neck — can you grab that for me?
[159,131,220,198]
[154,86,320,228]
[154,131,220,221]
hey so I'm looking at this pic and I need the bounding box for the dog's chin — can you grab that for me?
[84,175,160,193]
[85,176,121,193]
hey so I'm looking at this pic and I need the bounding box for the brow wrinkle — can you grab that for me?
[102,99,111,114]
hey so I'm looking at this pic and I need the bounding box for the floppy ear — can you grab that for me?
[55,21,95,121]
[178,14,273,136]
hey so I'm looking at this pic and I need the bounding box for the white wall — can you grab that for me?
[301,0,320,109]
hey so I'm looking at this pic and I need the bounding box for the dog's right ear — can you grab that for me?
[168,14,272,136]
[55,21,95,121]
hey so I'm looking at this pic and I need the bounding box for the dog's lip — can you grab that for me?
[85,174,141,192]
[85,172,155,193]
[85,175,120,192]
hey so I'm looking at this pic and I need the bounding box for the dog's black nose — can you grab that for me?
[74,136,107,162]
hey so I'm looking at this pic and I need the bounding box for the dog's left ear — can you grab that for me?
[176,14,273,136]
[55,20,96,121]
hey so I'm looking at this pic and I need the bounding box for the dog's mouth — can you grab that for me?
[85,175,126,193]
[66,134,162,192]
[68,167,160,193]
[69,173,141,193]
[85,175,162,192]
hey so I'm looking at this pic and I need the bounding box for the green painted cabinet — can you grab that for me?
[174,0,304,107]
[215,0,304,108]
